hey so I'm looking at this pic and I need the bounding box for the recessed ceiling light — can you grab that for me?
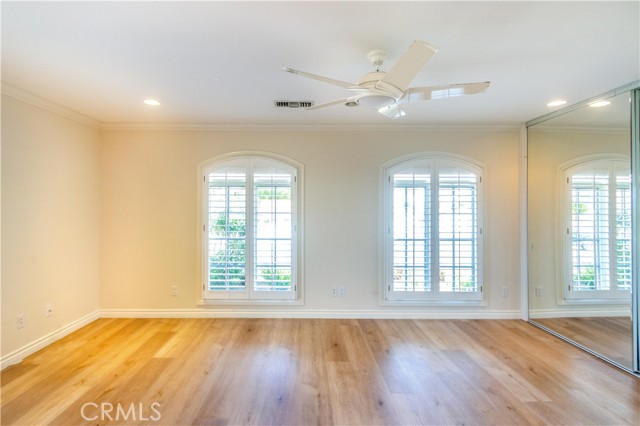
[547,100,567,107]
[143,99,161,106]
[588,100,611,108]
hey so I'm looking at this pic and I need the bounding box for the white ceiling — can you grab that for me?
[2,1,639,128]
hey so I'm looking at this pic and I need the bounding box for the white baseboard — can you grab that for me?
[1,308,520,371]
[1,310,100,370]
[529,307,630,319]
[99,308,521,320]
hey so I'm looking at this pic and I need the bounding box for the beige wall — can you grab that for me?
[100,128,522,315]
[1,94,101,357]
[1,93,523,361]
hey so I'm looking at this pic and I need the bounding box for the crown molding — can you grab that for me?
[99,122,521,133]
[528,125,628,134]
[2,83,520,133]
[2,82,101,128]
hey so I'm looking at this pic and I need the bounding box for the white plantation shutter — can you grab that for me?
[570,168,610,291]
[392,171,432,293]
[565,158,631,300]
[615,169,632,291]
[438,165,479,294]
[203,156,297,301]
[385,156,482,302]
[253,162,295,298]
[207,162,248,296]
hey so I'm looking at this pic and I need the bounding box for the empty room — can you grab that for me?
[1,1,639,425]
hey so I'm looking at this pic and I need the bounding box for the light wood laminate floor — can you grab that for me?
[1,318,639,425]
[533,316,633,369]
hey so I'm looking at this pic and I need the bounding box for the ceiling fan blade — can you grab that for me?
[378,104,406,119]
[377,41,439,93]
[283,67,357,89]
[403,82,490,102]
[306,98,351,110]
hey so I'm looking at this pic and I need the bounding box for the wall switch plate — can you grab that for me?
[45,303,53,317]
[501,287,508,297]
[171,285,179,297]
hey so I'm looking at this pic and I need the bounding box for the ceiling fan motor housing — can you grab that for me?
[354,71,403,108]
[356,71,386,87]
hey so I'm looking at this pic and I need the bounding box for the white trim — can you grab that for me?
[530,308,630,319]
[527,125,629,134]
[520,125,529,320]
[0,310,100,370]
[197,151,305,305]
[198,298,304,307]
[1,83,100,128]
[1,84,520,133]
[1,308,520,370]
[559,156,631,301]
[380,152,485,304]
[100,308,520,320]
[379,151,486,172]
[100,122,521,133]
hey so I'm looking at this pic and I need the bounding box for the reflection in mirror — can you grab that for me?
[528,90,633,370]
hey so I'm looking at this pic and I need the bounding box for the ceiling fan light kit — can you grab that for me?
[283,40,490,119]
[356,94,397,109]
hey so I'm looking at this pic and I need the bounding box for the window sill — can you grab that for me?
[560,298,630,306]
[198,298,304,308]
[380,299,487,307]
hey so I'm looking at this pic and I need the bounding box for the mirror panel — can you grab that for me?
[528,90,633,370]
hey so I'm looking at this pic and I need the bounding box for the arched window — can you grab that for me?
[381,154,483,303]
[562,157,631,300]
[200,153,303,302]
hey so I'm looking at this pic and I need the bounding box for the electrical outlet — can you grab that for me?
[17,314,25,329]
[535,286,544,297]
[45,303,53,317]
[500,287,508,297]
[331,287,346,297]
[171,285,179,297]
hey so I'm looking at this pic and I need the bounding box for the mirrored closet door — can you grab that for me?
[527,82,639,374]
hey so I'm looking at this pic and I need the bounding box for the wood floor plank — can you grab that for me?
[48,330,175,425]
[286,319,334,426]
[0,319,159,423]
[1,318,638,426]
[134,319,228,426]
[0,318,133,400]
[534,316,633,368]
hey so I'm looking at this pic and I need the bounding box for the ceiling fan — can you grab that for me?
[283,40,489,119]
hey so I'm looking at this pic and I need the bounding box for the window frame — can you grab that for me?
[198,152,304,305]
[561,155,631,302]
[380,153,485,305]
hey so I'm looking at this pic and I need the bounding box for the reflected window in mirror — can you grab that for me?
[562,156,631,301]
[527,83,638,374]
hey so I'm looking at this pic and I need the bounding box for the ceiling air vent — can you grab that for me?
[274,100,314,108]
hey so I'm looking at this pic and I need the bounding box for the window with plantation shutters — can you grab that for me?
[201,155,300,302]
[564,158,631,300]
[382,155,483,303]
